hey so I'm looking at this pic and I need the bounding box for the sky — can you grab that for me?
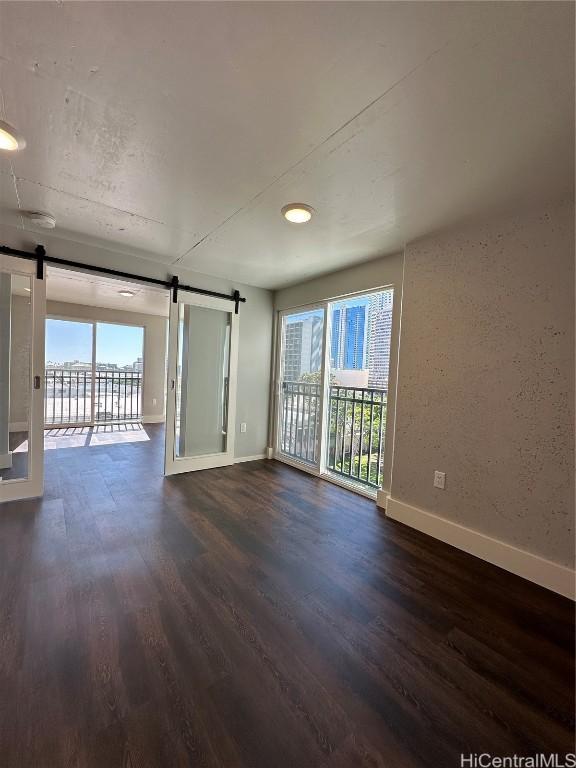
[46,319,144,366]
[285,295,371,324]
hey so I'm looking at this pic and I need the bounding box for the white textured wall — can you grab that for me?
[391,200,574,567]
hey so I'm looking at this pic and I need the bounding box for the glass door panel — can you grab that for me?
[45,318,93,426]
[95,322,144,423]
[0,255,45,502]
[325,290,393,491]
[277,307,325,467]
[165,294,238,475]
[175,303,230,458]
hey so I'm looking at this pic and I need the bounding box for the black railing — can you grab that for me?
[279,381,322,463]
[94,370,142,423]
[279,382,387,490]
[326,386,386,489]
[44,369,92,425]
[44,369,142,426]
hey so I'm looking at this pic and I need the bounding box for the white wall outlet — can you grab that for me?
[434,471,446,490]
[152,397,157,406]
[240,422,247,433]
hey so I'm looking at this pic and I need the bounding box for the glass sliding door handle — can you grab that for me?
[34,375,41,390]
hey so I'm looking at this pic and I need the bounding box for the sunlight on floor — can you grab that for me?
[13,424,151,453]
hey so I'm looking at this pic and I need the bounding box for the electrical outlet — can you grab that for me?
[152,397,157,406]
[433,471,446,490]
[240,422,247,433]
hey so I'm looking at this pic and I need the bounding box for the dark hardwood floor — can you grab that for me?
[0,424,574,767]
[0,430,29,481]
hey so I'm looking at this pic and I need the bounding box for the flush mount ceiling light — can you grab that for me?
[118,289,135,298]
[0,119,26,151]
[281,203,314,224]
[25,211,56,229]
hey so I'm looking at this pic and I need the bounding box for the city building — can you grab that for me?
[284,314,323,380]
[330,304,368,370]
[367,290,393,388]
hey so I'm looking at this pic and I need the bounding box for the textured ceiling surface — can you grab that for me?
[0,2,573,288]
[46,266,169,317]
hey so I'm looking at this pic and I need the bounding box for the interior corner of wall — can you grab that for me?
[385,497,575,600]
[376,488,389,510]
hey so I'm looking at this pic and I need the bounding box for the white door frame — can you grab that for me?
[164,292,239,475]
[0,254,45,502]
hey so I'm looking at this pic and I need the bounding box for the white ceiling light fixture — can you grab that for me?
[25,211,56,229]
[118,289,136,298]
[0,119,26,151]
[281,203,315,224]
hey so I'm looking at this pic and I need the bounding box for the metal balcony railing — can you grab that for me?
[44,369,143,426]
[326,385,386,489]
[279,381,322,464]
[279,382,387,490]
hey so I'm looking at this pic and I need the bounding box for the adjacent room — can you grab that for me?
[0,2,574,767]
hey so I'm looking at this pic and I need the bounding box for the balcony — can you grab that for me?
[279,382,322,464]
[44,368,143,426]
[279,382,387,490]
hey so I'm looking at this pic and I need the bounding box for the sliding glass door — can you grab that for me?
[324,293,391,490]
[275,289,394,495]
[276,306,326,469]
[45,318,144,426]
[45,318,93,426]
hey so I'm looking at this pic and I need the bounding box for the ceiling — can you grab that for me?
[46,266,169,317]
[0,2,573,289]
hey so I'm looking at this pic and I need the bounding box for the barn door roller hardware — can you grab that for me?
[0,244,247,313]
[170,275,179,304]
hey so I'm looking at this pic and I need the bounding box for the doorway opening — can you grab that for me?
[1,254,245,503]
[41,265,169,456]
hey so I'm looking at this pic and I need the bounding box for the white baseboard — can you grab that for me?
[9,421,27,432]
[141,415,165,424]
[376,489,389,510]
[234,453,267,464]
[386,497,575,600]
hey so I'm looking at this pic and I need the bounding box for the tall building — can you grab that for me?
[330,304,368,370]
[367,290,393,388]
[284,315,323,381]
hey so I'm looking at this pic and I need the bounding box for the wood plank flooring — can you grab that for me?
[0,424,574,767]
[1,431,29,481]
